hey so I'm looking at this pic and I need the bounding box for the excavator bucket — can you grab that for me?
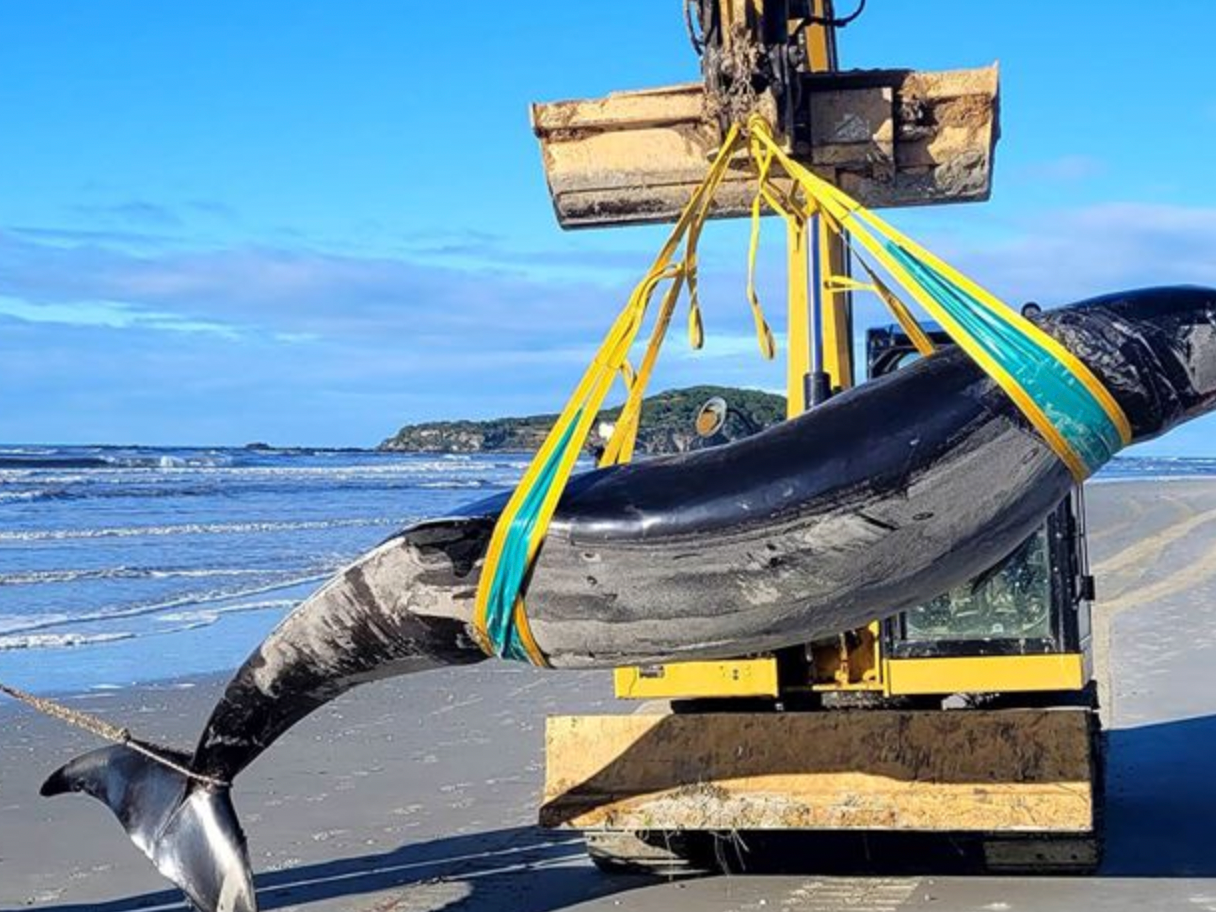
[531,65,999,229]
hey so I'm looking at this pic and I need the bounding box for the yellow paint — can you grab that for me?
[800,0,838,74]
[613,657,779,700]
[808,622,884,690]
[884,653,1087,696]
[818,214,855,390]
[785,214,810,417]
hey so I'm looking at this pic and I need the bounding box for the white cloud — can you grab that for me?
[925,202,1216,306]
[6,201,1216,448]
[0,296,238,337]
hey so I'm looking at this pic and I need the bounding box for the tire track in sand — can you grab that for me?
[1091,492,1216,722]
[1093,500,1216,590]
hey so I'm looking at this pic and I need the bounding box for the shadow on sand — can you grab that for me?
[17,712,1216,912]
[10,825,638,912]
[1102,711,1216,876]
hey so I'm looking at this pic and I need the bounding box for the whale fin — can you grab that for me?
[41,744,256,912]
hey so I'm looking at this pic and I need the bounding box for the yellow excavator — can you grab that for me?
[532,1,1103,875]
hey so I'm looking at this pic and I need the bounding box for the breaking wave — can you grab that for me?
[0,517,408,542]
[0,489,64,503]
[0,454,234,470]
[156,598,301,626]
[0,631,136,651]
[0,566,274,587]
[0,574,328,638]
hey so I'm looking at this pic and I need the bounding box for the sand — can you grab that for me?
[4,479,1216,911]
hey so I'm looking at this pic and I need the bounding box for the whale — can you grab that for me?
[41,286,1216,912]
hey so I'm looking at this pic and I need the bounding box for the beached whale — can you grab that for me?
[42,286,1216,912]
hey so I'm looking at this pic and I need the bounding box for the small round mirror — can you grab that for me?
[695,396,729,438]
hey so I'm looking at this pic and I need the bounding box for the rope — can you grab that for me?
[0,681,230,789]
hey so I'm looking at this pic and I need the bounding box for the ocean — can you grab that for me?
[0,446,531,694]
[0,444,1209,694]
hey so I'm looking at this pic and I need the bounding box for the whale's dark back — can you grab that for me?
[1042,286,1216,441]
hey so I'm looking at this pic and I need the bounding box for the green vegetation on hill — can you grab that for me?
[378,386,787,455]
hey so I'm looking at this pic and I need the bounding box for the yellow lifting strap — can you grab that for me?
[600,135,740,466]
[785,211,811,418]
[472,124,770,664]
[849,259,938,358]
[749,129,936,378]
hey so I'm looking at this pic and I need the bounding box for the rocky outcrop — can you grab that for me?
[378,386,786,455]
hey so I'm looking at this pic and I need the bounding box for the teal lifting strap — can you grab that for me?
[887,243,1125,476]
[477,410,583,661]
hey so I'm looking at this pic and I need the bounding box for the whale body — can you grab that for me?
[42,286,1216,912]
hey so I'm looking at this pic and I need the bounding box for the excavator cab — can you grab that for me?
[868,324,1096,701]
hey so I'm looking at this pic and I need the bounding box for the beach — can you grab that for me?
[5,477,1216,911]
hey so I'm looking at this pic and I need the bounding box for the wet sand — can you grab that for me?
[5,479,1216,911]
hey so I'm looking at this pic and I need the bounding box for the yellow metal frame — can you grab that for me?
[807,621,882,691]
[798,0,838,73]
[884,654,1088,696]
[611,0,861,700]
[818,216,854,390]
[612,652,1089,701]
[613,657,779,700]
[785,214,811,417]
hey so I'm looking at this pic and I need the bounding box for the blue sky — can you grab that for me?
[4,2,1216,454]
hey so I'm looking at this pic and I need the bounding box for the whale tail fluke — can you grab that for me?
[41,744,256,912]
